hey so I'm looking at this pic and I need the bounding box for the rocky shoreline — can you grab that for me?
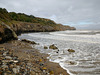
[0,40,69,75]
[0,8,75,75]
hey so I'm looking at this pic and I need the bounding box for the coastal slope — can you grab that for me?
[0,8,76,43]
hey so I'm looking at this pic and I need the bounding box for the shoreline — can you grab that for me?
[0,40,69,75]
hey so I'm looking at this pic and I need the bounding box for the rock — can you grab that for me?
[12,68,18,74]
[0,72,2,75]
[5,56,12,60]
[1,64,8,69]
[35,73,39,75]
[0,23,18,43]
[0,38,2,41]
[3,51,9,56]
[3,72,8,75]
[69,61,76,65]
[2,60,13,63]
[49,71,54,74]
[60,73,63,75]
[42,67,47,70]
[7,71,12,74]
[56,51,58,53]
[68,49,75,52]
[40,63,44,66]
[30,71,35,75]
[21,39,36,44]
[44,46,48,49]
[67,61,77,65]
[9,64,14,69]
[8,51,13,56]
[13,60,19,63]
[13,56,18,60]
[0,47,5,51]
[49,44,58,50]
[39,59,42,62]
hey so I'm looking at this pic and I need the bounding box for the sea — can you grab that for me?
[18,30,100,75]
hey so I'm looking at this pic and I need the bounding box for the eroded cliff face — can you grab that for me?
[0,23,18,43]
[9,21,76,35]
[10,22,55,35]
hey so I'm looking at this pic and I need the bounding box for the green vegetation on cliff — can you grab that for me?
[0,8,56,26]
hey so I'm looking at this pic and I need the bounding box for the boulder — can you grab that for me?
[49,44,58,50]
[68,49,75,52]
[21,39,36,44]
[0,23,18,43]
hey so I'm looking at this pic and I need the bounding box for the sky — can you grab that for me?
[0,0,100,29]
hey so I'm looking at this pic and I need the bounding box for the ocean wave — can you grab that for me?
[18,30,100,75]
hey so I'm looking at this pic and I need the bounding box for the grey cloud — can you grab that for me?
[0,0,100,29]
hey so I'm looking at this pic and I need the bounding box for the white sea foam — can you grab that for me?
[28,33,100,44]
[18,30,100,75]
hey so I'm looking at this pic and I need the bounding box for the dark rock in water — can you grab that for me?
[21,39,36,44]
[56,52,59,53]
[44,46,48,49]
[0,23,18,43]
[67,61,77,65]
[68,49,75,52]
[49,44,58,50]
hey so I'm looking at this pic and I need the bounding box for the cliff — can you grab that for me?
[0,8,76,43]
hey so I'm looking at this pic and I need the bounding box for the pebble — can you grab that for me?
[12,68,18,74]
[3,51,8,56]
[0,47,56,75]
[5,56,12,60]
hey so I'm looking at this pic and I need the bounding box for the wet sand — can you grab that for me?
[0,40,69,75]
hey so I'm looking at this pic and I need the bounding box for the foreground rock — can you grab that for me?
[21,39,36,44]
[0,23,18,43]
[49,44,58,50]
[68,49,75,52]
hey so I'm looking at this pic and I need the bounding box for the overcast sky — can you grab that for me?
[0,0,100,29]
